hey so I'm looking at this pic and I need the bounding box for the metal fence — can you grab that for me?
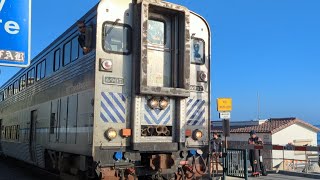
[225,149,248,179]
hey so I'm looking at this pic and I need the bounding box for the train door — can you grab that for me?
[67,95,78,144]
[30,110,37,163]
[50,100,59,143]
[132,1,191,148]
[146,15,172,88]
[59,97,68,143]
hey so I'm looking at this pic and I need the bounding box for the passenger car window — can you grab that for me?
[147,20,165,45]
[27,68,35,86]
[20,75,26,91]
[37,60,46,81]
[71,37,79,61]
[54,49,61,72]
[191,38,205,64]
[102,22,132,55]
[13,80,19,94]
[8,85,13,97]
[63,41,71,66]
[3,88,8,99]
[0,91,3,101]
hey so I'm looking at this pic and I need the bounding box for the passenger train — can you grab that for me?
[0,0,211,179]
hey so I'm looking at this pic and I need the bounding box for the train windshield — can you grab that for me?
[102,22,132,54]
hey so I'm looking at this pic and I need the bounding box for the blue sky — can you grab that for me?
[1,0,320,124]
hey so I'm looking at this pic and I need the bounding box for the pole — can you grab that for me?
[222,135,227,180]
[257,92,260,120]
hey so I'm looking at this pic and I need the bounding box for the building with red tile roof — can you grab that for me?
[211,117,320,171]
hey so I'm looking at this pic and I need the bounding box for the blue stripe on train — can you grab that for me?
[186,99,206,126]
[100,92,126,123]
[144,104,171,125]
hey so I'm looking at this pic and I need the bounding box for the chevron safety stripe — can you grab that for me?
[186,99,205,125]
[100,92,126,123]
[143,104,171,125]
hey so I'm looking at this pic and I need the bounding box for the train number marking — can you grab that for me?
[102,76,124,86]
[189,85,204,92]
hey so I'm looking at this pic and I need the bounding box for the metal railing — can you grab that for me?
[221,144,320,179]
[224,149,248,179]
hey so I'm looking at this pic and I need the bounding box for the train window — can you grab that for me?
[1,125,3,138]
[54,49,61,72]
[3,88,8,99]
[37,63,41,81]
[0,91,3,101]
[27,68,35,86]
[8,85,13,97]
[20,75,26,91]
[191,38,205,65]
[13,80,19,94]
[36,60,46,81]
[102,22,132,55]
[63,41,71,66]
[71,37,79,61]
[16,125,20,140]
[4,127,8,139]
[9,126,12,139]
[147,20,165,45]
[50,113,55,134]
[41,60,46,79]
[11,126,16,140]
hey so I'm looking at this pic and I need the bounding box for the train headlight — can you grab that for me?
[159,98,169,109]
[148,98,159,109]
[192,129,203,140]
[105,128,117,140]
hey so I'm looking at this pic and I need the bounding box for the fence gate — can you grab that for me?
[225,149,248,179]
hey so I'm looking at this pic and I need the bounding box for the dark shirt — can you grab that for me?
[211,138,222,153]
[78,33,86,49]
[248,137,263,145]
[77,25,93,54]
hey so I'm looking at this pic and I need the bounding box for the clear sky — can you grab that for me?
[1,0,319,124]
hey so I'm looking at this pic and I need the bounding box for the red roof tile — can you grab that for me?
[212,117,320,134]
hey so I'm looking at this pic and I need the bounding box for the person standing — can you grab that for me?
[211,132,222,175]
[248,130,263,176]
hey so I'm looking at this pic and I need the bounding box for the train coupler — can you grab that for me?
[99,167,137,180]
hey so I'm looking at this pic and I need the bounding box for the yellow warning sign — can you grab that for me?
[217,98,232,112]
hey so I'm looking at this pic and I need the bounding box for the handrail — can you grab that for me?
[236,144,320,151]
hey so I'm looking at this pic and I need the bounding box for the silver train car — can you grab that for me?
[0,0,211,179]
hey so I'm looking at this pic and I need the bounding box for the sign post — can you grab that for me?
[216,98,232,180]
[0,0,31,67]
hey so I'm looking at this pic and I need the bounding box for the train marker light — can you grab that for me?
[121,128,131,137]
[105,128,117,140]
[185,129,192,137]
[100,59,113,72]
[197,71,208,82]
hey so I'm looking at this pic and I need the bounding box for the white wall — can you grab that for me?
[272,124,317,146]
[271,124,318,169]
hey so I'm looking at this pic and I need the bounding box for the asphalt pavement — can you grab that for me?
[0,156,58,180]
